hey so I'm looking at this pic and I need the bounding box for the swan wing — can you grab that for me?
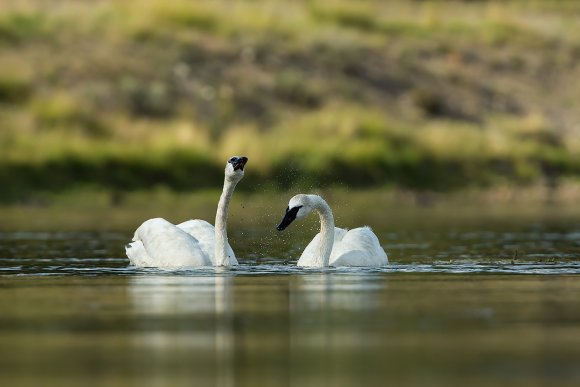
[177,220,216,259]
[297,227,348,267]
[177,219,238,265]
[330,227,388,267]
[130,218,211,268]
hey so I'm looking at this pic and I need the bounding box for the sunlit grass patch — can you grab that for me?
[309,2,379,32]
[30,92,109,137]
[155,3,220,32]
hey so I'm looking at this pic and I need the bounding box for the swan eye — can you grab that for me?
[277,205,303,231]
[229,157,237,163]
[289,205,303,215]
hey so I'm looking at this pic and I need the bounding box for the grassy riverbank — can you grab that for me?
[2,0,580,201]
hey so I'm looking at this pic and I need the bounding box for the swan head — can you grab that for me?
[225,156,248,182]
[276,194,316,231]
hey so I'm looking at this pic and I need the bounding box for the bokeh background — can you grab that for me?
[1,0,580,204]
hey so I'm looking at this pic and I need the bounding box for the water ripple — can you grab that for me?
[1,258,580,276]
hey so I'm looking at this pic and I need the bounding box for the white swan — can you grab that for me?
[125,156,248,268]
[276,194,388,267]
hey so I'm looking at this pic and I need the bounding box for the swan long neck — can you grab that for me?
[215,177,237,266]
[313,197,335,267]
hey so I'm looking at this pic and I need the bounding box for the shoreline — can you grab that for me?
[2,183,580,232]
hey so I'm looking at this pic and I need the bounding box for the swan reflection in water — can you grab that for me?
[128,273,234,387]
[128,271,385,386]
[288,273,387,386]
[290,273,385,311]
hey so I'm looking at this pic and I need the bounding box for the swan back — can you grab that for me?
[131,218,211,267]
[177,219,237,265]
[330,226,388,266]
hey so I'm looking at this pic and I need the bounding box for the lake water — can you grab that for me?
[1,203,580,386]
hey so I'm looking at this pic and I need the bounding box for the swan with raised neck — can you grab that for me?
[126,156,247,268]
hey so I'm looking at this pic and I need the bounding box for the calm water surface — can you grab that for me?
[1,209,580,386]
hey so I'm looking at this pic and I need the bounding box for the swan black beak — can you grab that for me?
[233,156,248,171]
[277,206,301,231]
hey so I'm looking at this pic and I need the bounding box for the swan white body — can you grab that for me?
[125,156,246,268]
[127,218,212,267]
[277,194,388,267]
[176,219,236,264]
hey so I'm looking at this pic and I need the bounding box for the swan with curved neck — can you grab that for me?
[125,156,247,268]
[277,194,388,267]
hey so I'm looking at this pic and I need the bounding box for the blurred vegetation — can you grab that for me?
[1,0,580,202]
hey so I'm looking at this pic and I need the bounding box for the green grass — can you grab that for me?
[1,0,580,202]
[0,12,55,44]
